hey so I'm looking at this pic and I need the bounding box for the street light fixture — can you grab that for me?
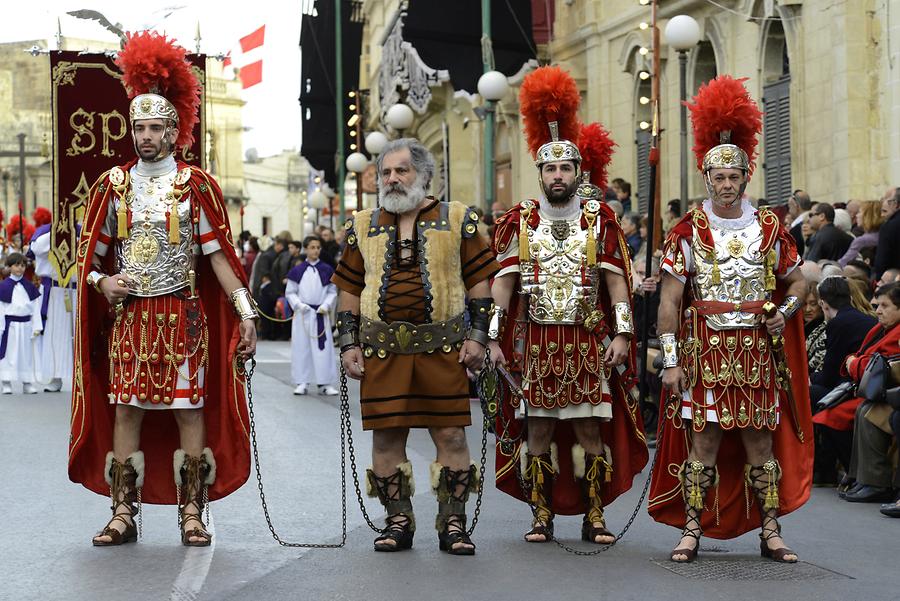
[477,69,509,214]
[385,103,414,132]
[309,188,328,227]
[665,14,701,213]
[364,131,388,155]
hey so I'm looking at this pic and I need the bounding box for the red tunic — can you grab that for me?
[69,159,251,504]
[491,200,649,515]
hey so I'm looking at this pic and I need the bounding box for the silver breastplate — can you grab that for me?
[520,215,593,324]
[115,169,194,297]
[691,217,770,329]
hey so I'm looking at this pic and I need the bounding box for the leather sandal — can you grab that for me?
[670,525,701,563]
[181,512,212,547]
[581,518,615,545]
[524,517,554,542]
[759,526,797,563]
[438,516,475,555]
[93,514,137,546]
[374,514,414,552]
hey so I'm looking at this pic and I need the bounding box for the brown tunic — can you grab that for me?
[333,199,499,430]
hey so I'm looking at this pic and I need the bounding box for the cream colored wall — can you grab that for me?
[243,151,308,240]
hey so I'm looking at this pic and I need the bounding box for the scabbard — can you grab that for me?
[771,336,805,443]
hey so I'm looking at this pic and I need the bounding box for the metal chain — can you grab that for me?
[482,354,667,556]
[245,357,348,547]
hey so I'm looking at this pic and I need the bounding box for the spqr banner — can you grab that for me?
[49,51,206,286]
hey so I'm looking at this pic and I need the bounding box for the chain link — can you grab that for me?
[481,353,667,556]
[245,357,348,547]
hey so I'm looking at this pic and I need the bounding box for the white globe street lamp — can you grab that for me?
[665,14,701,213]
[345,152,369,173]
[385,103,414,132]
[309,188,328,226]
[477,70,509,102]
[364,131,388,155]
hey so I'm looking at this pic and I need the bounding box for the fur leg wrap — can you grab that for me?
[173,448,215,529]
[104,450,144,518]
[366,460,416,532]
[430,461,480,531]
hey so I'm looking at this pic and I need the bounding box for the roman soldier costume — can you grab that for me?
[648,76,813,554]
[491,66,648,542]
[69,31,257,546]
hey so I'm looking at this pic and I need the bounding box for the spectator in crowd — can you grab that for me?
[848,277,876,310]
[607,199,624,220]
[662,199,681,235]
[622,213,643,258]
[882,411,900,517]
[787,190,813,257]
[820,262,843,279]
[242,236,259,279]
[809,277,878,484]
[845,199,864,236]
[833,208,853,235]
[806,203,853,262]
[804,281,827,373]
[843,260,872,284]
[319,227,340,267]
[614,179,633,213]
[816,282,900,503]
[874,187,900,281]
[839,200,883,267]
[250,235,274,298]
[800,260,823,284]
[877,267,900,287]
[287,239,305,269]
[256,233,291,340]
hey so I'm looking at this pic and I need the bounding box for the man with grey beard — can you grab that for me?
[332,138,499,555]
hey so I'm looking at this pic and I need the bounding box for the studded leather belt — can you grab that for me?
[360,313,467,358]
[693,300,767,316]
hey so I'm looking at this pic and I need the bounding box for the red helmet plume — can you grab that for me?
[519,66,582,158]
[6,215,34,242]
[687,75,763,175]
[32,206,52,227]
[116,31,201,148]
[578,122,616,190]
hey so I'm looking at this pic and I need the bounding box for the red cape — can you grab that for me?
[647,208,813,538]
[492,200,649,515]
[68,159,251,504]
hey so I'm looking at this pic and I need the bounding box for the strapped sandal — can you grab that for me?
[520,447,556,543]
[574,446,615,545]
[367,461,416,553]
[93,451,143,547]
[175,448,216,548]
[670,460,717,563]
[746,460,798,563]
[432,462,479,555]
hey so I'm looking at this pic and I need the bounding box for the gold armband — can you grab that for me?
[230,287,259,321]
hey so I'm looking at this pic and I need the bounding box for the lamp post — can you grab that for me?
[477,70,509,214]
[309,189,328,228]
[346,151,369,211]
[665,15,701,214]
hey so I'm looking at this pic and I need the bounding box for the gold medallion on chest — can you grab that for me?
[726,236,746,258]
[129,231,160,265]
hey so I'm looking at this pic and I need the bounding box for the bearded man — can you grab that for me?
[69,32,257,547]
[332,137,499,555]
[489,66,647,544]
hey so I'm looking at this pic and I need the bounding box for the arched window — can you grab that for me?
[761,18,791,206]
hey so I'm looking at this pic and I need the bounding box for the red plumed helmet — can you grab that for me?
[116,31,201,148]
[687,75,763,175]
[519,66,582,159]
[32,206,52,227]
[578,123,616,190]
[6,215,33,242]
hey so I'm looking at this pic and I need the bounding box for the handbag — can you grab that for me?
[816,380,856,411]
[857,353,889,403]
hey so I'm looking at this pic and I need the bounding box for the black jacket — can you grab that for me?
[810,306,877,389]
[789,220,805,258]
[805,223,853,263]
[874,211,900,279]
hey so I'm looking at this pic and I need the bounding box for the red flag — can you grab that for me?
[239,25,265,53]
[239,60,263,89]
[223,51,232,68]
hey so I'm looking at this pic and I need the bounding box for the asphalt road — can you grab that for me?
[0,340,897,601]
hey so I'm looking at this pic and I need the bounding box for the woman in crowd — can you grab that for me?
[814,281,900,501]
[839,200,884,267]
[805,282,827,373]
